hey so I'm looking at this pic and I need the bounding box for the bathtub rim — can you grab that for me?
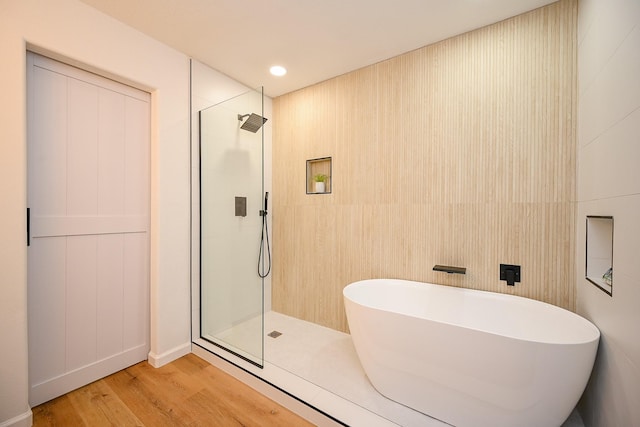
[343,278,600,346]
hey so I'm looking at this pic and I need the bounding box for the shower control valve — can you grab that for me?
[500,264,521,286]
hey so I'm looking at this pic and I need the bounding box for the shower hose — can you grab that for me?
[258,192,271,278]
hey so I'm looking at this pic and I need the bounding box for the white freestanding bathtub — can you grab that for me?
[343,279,599,427]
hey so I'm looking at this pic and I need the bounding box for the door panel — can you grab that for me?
[98,87,125,214]
[67,78,99,215]
[27,237,66,386]
[27,52,150,406]
[97,234,125,360]
[124,97,150,214]
[30,66,67,215]
[123,233,149,349]
[65,235,98,371]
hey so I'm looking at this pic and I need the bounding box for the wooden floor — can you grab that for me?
[32,353,315,426]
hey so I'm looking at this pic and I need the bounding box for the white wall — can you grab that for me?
[576,0,640,425]
[0,0,191,425]
[190,60,273,345]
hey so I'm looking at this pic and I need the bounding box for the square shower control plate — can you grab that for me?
[500,264,521,283]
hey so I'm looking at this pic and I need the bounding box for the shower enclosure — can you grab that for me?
[198,87,268,367]
[191,72,438,425]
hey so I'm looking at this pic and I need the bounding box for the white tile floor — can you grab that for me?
[207,310,585,427]
[264,311,444,426]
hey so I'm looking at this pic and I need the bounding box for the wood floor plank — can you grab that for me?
[171,351,211,376]
[192,363,313,427]
[33,354,315,427]
[66,380,144,426]
[103,364,197,426]
[126,361,204,404]
[32,395,85,427]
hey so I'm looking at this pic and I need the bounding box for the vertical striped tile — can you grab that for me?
[273,0,577,332]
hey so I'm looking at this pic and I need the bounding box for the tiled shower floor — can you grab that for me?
[211,311,584,427]
[213,310,441,426]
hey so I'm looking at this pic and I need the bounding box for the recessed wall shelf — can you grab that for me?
[586,216,613,296]
[306,157,332,194]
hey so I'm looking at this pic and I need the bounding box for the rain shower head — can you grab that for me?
[238,113,268,133]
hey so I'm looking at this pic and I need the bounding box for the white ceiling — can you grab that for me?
[79,0,558,98]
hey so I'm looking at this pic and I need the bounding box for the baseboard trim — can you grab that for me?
[0,409,32,427]
[148,342,191,367]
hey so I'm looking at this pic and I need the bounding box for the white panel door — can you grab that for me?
[27,52,150,407]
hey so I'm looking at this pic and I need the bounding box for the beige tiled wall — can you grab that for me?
[576,0,640,425]
[273,0,578,333]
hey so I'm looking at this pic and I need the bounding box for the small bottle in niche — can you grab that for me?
[602,267,612,286]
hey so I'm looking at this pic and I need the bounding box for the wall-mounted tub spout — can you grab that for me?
[433,265,466,275]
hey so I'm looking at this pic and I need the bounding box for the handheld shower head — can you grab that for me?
[238,113,268,133]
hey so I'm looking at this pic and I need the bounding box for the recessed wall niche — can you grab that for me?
[306,157,331,194]
[586,216,614,295]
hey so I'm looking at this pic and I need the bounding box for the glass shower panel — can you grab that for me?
[199,87,265,367]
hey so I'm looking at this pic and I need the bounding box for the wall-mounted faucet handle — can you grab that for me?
[500,264,521,286]
[505,268,516,286]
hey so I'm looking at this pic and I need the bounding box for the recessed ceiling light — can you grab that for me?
[270,65,287,77]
